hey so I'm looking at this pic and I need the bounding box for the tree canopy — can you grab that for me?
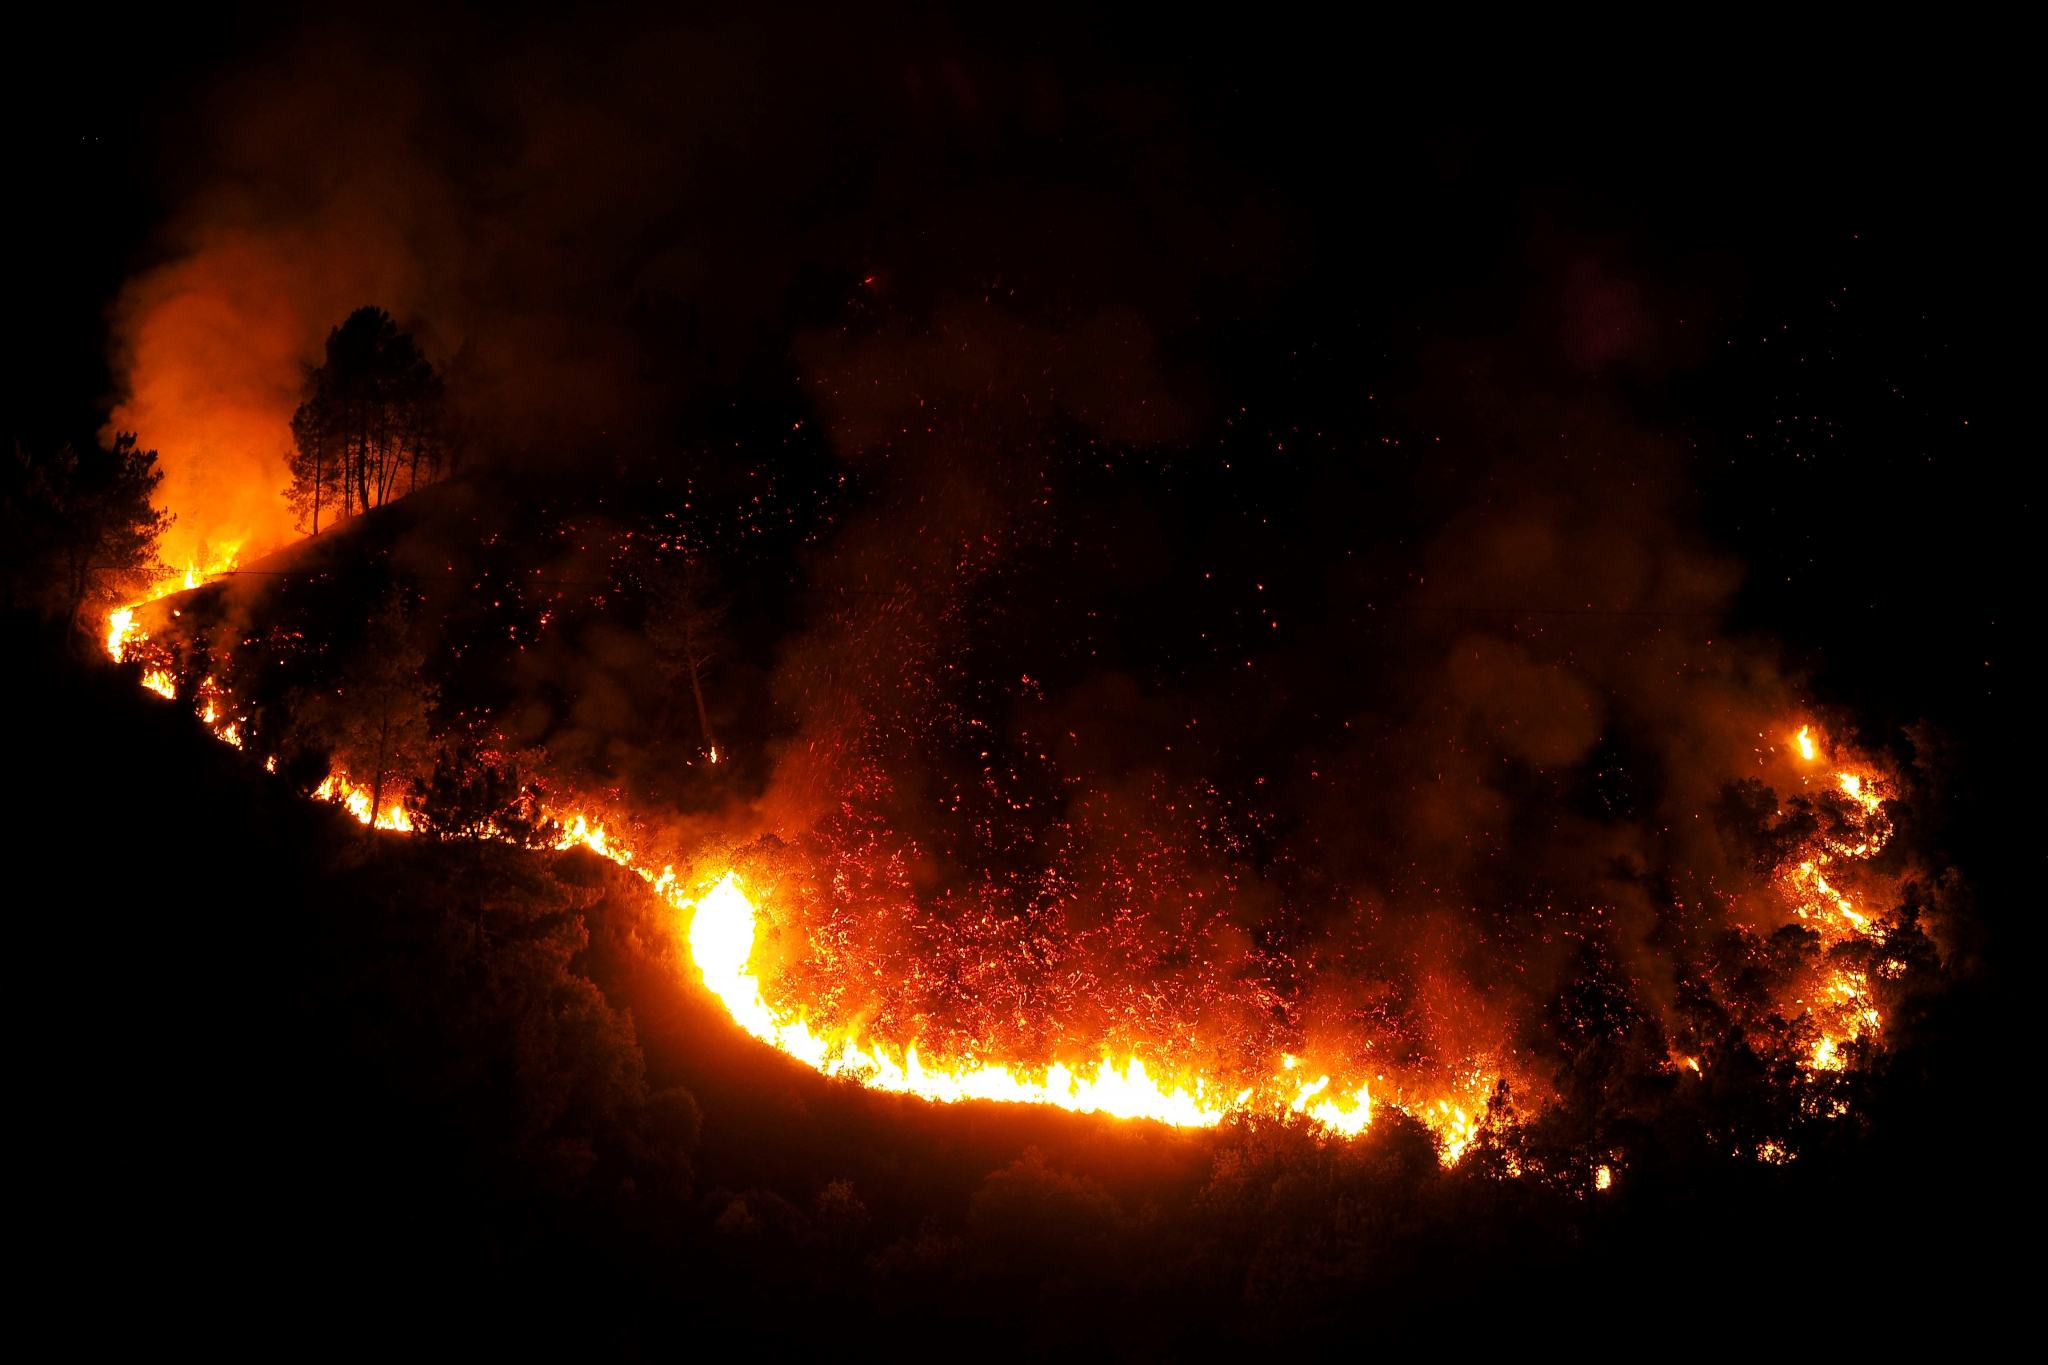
[0,433,168,638]
[287,307,446,533]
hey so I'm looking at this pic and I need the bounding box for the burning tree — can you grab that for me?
[0,433,168,642]
[286,307,446,534]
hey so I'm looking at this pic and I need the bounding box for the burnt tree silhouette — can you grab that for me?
[641,547,727,761]
[286,308,446,533]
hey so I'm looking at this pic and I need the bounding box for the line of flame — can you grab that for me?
[541,812,1391,1136]
[313,770,415,831]
[105,604,1894,1156]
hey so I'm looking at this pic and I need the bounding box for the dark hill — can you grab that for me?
[4,627,2012,1355]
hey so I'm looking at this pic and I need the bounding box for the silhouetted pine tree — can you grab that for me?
[286,308,446,533]
[0,433,168,639]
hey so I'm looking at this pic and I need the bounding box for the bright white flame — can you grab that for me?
[676,870,1237,1127]
[106,608,139,662]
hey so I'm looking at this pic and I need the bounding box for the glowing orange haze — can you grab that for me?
[106,225,425,583]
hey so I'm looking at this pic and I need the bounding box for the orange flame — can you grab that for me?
[1769,725,1893,1075]
[106,608,140,662]
[313,770,415,831]
[104,608,1893,1157]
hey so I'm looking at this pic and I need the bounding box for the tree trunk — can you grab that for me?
[368,696,390,846]
[684,627,719,760]
[356,419,372,517]
[64,541,89,645]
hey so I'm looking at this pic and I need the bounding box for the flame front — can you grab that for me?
[677,870,1239,1126]
[98,602,1903,1157]
[313,770,415,831]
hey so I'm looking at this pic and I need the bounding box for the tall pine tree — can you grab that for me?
[287,308,446,533]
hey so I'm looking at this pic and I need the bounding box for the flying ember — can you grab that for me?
[98,590,1902,1160]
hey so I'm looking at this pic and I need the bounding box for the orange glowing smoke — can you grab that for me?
[105,221,428,587]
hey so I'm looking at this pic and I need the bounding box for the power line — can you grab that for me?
[202,571,1724,616]
[1368,605,1720,618]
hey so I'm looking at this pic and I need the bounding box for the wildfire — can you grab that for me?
[176,543,242,595]
[100,601,1904,1158]
[680,869,1234,1126]
[107,608,140,662]
[1771,724,1894,1076]
[540,740,1885,1150]
[1427,1101,1480,1164]
[109,542,243,672]
[105,547,243,669]
[508,816,1396,1138]
[313,770,416,831]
